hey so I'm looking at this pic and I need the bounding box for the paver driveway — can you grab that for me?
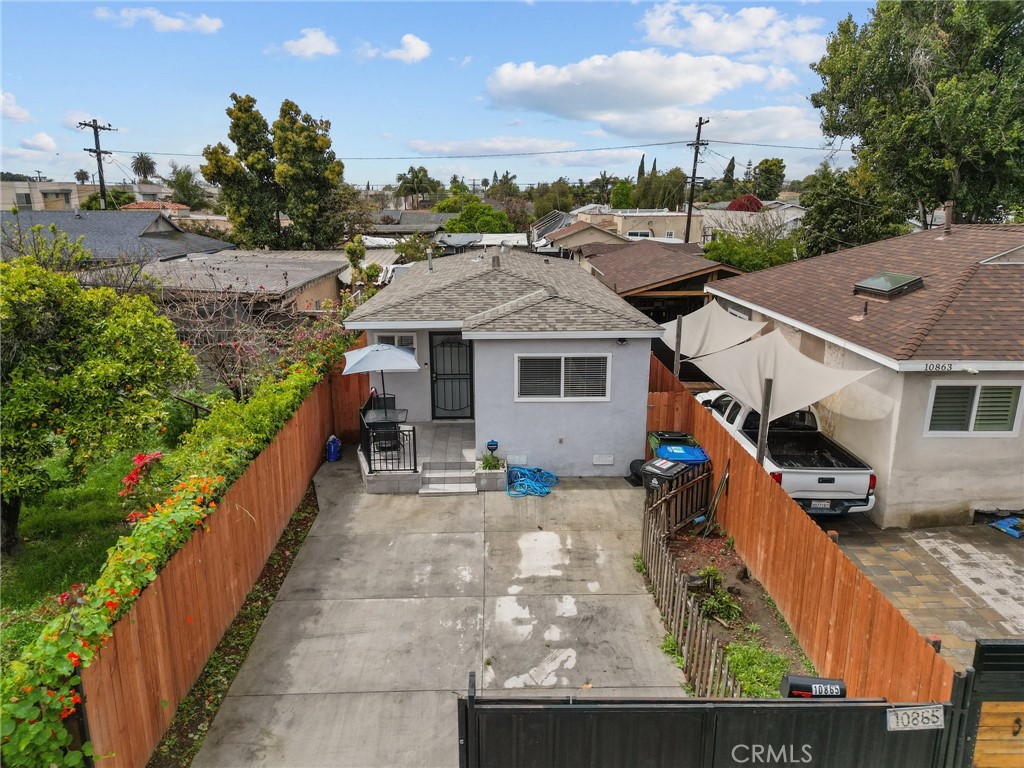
[194,453,685,767]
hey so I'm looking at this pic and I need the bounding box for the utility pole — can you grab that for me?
[78,119,116,209]
[683,116,709,244]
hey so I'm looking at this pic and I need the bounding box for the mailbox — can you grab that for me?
[780,675,846,698]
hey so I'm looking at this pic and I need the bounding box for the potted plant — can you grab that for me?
[476,451,506,491]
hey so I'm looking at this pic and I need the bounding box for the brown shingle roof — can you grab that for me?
[708,225,1024,361]
[345,249,659,333]
[588,241,733,295]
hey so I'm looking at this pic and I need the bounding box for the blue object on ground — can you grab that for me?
[325,435,342,462]
[990,516,1022,538]
[506,466,559,497]
[655,444,710,464]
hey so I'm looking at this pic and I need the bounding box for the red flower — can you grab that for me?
[126,510,145,525]
[60,706,76,719]
[130,587,140,596]
[72,693,82,704]
[57,592,70,606]
[67,651,80,667]
[105,600,118,612]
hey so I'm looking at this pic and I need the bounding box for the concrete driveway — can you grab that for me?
[194,453,684,768]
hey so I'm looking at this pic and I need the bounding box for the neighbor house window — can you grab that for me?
[515,354,610,401]
[376,333,416,354]
[665,230,675,238]
[926,383,1022,435]
[627,230,651,237]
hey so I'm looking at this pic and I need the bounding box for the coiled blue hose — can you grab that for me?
[506,466,559,497]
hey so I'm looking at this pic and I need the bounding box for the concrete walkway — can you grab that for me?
[820,513,1024,671]
[194,454,684,768]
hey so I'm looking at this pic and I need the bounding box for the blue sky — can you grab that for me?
[1,1,873,191]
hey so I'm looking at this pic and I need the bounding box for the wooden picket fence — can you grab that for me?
[642,464,742,697]
[646,355,955,704]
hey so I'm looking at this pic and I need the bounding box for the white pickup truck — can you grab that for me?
[696,390,876,515]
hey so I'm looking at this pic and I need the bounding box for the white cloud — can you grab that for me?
[355,40,380,60]
[640,3,825,64]
[383,34,431,64]
[278,28,339,58]
[94,6,223,34]
[582,128,609,138]
[406,135,574,156]
[1,146,50,163]
[1,92,31,122]
[20,132,57,152]
[535,148,645,169]
[488,49,792,119]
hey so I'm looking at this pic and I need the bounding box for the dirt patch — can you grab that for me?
[667,527,812,682]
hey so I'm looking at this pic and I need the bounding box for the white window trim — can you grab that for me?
[514,353,612,402]
[665,230,675,238]
[923,379,1023,438]
[375,332,417,355]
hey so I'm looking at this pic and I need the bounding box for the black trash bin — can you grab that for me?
[640,457,687,491]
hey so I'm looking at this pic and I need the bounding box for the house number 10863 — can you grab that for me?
[923,363,955,372]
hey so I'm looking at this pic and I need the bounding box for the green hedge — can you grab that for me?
[1,360,324,766]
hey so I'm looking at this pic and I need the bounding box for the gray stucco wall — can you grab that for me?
[472,338,651,476]
[365,329,433,422]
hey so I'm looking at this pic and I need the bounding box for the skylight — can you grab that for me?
[853,272,924,299]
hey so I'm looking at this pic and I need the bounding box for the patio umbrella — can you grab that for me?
[342,343,421,416]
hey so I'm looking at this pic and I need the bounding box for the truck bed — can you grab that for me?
[741,429,870,470]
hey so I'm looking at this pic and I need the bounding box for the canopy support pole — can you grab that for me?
[673,314,683,379]
[756,377,773,467]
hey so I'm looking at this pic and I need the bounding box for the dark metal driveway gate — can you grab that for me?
[458,673,972,768]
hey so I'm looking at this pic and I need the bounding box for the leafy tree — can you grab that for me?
[395,165,441,209]
[444,199,513,233]
[203,93,351,249]
[723,157,736,189]
[1,172,34,182]
[704,226,801,272]
[0,257,197,551]
[488,170,520,201]
[80,187,135,210]
[633,166,688,209]
[167,161,210,210]
[433,189,476,213]
[74,169,91,185]
[727,194,764,212]
[799,162,912,256]
[811,1,1024,223]
[131,152,157,182]
[501,197,533,232]
[394,233,442,263]
[610,179,633,208]
[750,158,786,200]
[588,171,615,205]
[637,154,646,182]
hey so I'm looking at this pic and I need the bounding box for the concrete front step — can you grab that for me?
[418,482,478,496]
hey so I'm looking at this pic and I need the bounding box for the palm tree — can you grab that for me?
[74,169,91,185]
[395,166,439,210]
[131,153,157,182]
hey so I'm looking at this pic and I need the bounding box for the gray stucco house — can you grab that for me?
[344,249,662,478]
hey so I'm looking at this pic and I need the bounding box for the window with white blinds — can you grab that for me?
[516,354,610,401]
[926,383,1021,435]
[376,333,416,354]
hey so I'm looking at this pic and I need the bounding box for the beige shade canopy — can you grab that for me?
[660,300,766,359]
[692,329,876,422]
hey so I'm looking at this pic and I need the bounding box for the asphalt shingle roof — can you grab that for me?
[144,251,344,297]
[346,249,660,333]
[0,210,230,261]
[708,225,1024,362]
[587,241,728,295]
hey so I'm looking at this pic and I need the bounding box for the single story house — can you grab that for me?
[706,224,1024,528]
[535,221,630,255]
[578,240,743,323]
[699,205,805,244]
[368,210,457,237]
[0,210,231,262]
[344,248,663,478]
[573,205,702,243]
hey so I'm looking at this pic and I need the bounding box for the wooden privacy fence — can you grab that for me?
[642,465,742,698]
[647,355,955,704]
[79,377,337,768]
[330,331,369,443]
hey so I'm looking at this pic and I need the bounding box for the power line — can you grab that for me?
[708,139,855,153]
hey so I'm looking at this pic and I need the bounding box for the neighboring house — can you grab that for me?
[344,249,662,477]
[368,210,457,236]
[144,250,346,312]
[1,180,81,211]
[581,241,743,322]
[573,205,702,243]
[120,201,190,214]
[0,210,232,262]
[535,221,630,254]
[706,224,1024,529]
[699,205,805,244]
